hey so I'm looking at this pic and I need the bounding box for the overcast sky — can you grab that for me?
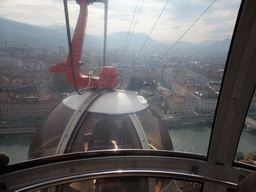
[0,0,241,43]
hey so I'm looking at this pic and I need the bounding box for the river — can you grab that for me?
[0,123,256,164]
[0,136,31,164]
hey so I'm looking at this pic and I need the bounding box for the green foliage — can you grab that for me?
[236,152,256,165]
[244,152,256,161]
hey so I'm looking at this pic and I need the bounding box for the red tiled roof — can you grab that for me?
[172,97,185,103]
[162,90,173,97]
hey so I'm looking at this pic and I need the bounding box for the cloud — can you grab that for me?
[172,25,180,29]
[0,0,242,43]
[166,0,214,20]
[0,0,72,26]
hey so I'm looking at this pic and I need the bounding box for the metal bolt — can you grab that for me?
[231,98,238,103]
[70,167,75,173]
[192,166,198,174]
[215,160,224,165]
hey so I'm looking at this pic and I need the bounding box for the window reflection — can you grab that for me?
[69,113,141,152]
[36,177,202,192]
[28,102,75,159]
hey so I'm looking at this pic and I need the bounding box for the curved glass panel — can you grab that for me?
[36,177,202,192]
[29,102,75,159]
[136,108,173,150]
[69,113,141,152]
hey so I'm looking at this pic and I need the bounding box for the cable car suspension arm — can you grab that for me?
[49,0,118,88]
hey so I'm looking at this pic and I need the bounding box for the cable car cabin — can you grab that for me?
[27,89,178,192]
[28,89,174,159]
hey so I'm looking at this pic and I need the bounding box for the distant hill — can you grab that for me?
[0,17,67,47]
[0,17,231,56]
[43,25,75,33]
[206,38,231,53]
[107,31,167,54]
[0,17,102,49]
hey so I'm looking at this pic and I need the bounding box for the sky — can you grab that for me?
[0,0,242,43]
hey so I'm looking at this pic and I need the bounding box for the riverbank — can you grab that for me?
[0,135,32,164]
[167,120,213,130]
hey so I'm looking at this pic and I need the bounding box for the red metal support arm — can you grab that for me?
[49,0,118,88]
